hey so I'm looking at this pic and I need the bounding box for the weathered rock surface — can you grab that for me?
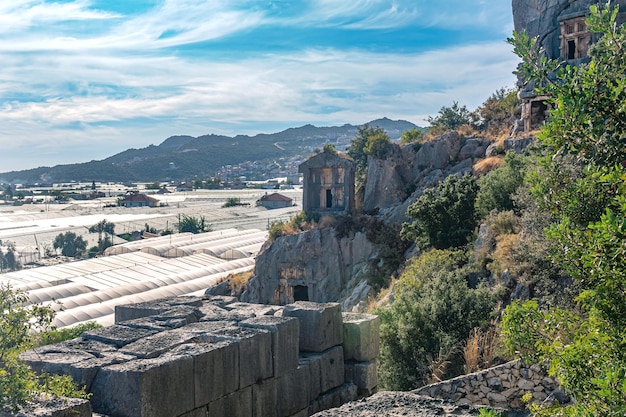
[311,391,485,417]
[242,228,377,306]
[511,0,626,61]
[368,132,489,224]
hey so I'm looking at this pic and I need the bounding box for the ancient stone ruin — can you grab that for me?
[512,0,626,133]
[298,150,355,215]
[19,297,380,417]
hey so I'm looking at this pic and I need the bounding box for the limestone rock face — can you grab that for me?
[371,132,489,224]
[242,228,377,306]
[512,0,626,60]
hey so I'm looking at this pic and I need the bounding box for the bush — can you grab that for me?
[402,173,479,250]
[177,214,212,234]
[268,211,317,242]
[475,152,527,217]
[427,101,473,135]
[376,249,496,390]
[0,284,89,411]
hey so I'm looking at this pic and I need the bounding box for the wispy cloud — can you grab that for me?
[0,0,518,172]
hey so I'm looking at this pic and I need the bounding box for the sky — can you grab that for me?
[0,0,519,172]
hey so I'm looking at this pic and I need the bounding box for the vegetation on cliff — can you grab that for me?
[376,3,626,416]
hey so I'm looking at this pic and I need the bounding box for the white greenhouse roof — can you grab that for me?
[1,229,266,329]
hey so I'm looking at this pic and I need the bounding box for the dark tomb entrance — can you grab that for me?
[294,285,309,301]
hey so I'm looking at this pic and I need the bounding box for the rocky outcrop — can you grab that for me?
[363,132,491,224]
[242,228,378,307]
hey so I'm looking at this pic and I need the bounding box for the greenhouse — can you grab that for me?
[0,229,267,328]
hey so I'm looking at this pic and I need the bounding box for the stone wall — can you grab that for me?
[20,298,380,417]
[413,360,568,410]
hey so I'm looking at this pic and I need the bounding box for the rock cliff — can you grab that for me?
[243,132,522,310]
[511,0,626,60]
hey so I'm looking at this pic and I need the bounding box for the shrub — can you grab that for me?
[376,249,496,390]
[475,152,527,218]
[402,173,479,250]
[0,284,89,411]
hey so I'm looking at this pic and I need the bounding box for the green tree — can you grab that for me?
[363,131,393,159]
[402,174,479,250]
[178,214,212,234]
[472,88,520,136]
[88,219,115,254]
[0,284,88,410]
[427,101,472,134]
[0,243,20,272]
[53,232,87,258]
[400,128,425,145]
[503,3,626,415]
[346,124,386,184]
[377,249,495,390]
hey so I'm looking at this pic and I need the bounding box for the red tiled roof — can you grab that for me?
[120,193,159,203]
[260,193,292,202]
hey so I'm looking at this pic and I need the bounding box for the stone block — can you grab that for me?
[283,302,343,352]
[1,394,93,417]
[277,365,310,417]
[83,325,158,348]
[342,312,380,362]
[344,360,378,391]
[120,328,200,359]
[225,302,281,317]
[90,353,195,417]
[204,295,238,306]
[179,406,209,417]
[210,326,273,387]
[115,302,173,323]
[207,386,252,417]
[240,316,300,378]
[170,340,240,407]
[252,378,277,417]
[151,305,203,328]
[301,345,344,396]
[308,382,358,415]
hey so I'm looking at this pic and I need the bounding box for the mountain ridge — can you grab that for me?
[1,118,419,184]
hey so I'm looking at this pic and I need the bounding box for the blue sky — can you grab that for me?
[0,0,518,172]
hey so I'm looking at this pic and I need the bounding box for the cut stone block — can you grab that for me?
[151,305,203,328]
[342,312,380,361]
[240,316,300,378]
[210,326,273,387]
[115,302,173,323]
[90,353,194,417]
[207,386,252,417]
[170,340,240,407]
[300,345,345,397]
[120,328,200,359]
[308,382,358,416]
[252,378,277,417]
[3,394,93,417]
[83,325,158,348]
[277,365,310,417]
[283,302,343,352]
[204,295,238,307]
[344,360,378,391]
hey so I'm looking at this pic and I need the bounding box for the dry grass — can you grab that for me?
[489,233,521,278]
[227,270,253,295]
[318,215,337,228]
[463,323,500,374]
[427,344,462,384]
[473,156,504,175]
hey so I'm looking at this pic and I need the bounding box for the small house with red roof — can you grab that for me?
[258,192,293,209]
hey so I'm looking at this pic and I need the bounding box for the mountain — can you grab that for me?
[0,118,419,184]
